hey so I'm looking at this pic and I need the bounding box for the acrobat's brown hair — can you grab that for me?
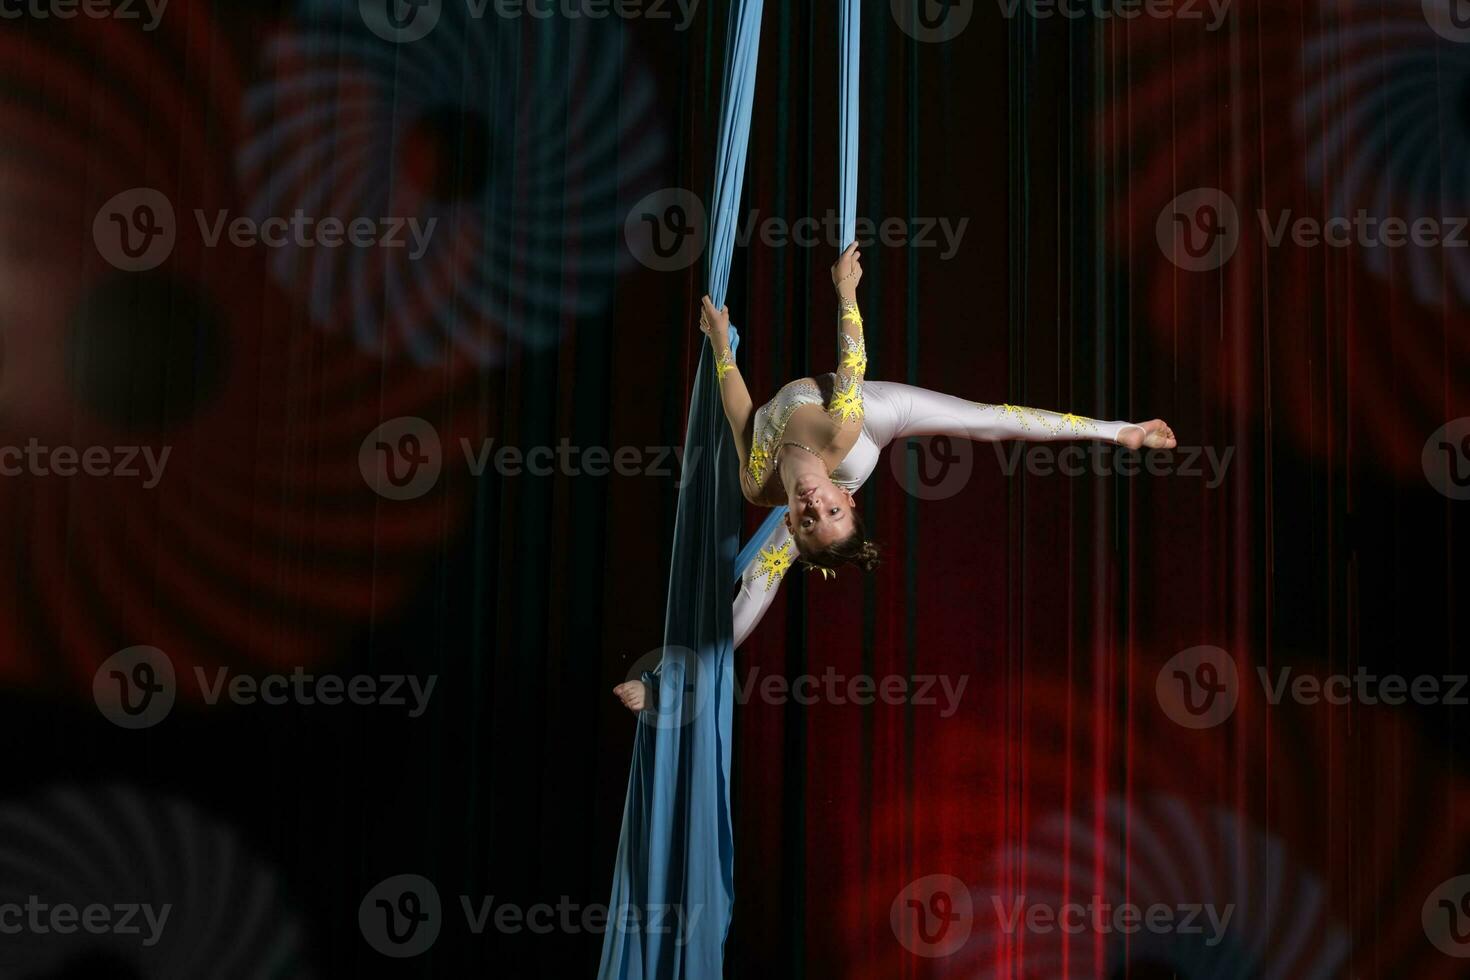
[798,511,881,575]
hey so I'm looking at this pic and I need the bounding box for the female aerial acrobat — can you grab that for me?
[614,243,1176,713]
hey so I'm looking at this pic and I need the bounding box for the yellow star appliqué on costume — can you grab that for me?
[748,440,772,486]
[756,541,794,590]
[828,380,864,423]
[841,305,863,329]
[996,403,1032,430]
[839,336,867,377]
[714,349,735,383]
[1059,412,1096,433]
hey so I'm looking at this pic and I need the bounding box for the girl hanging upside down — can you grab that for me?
[614,243,1176,713]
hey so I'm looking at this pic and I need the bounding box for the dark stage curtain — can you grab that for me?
[0,1,1466,978]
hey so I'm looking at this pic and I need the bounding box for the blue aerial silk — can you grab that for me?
[599,3,858,976]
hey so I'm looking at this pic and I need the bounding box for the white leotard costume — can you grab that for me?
[714,291,1137,647]
[732,381,1136,647]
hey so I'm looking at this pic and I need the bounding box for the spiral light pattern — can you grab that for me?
[239,0,667,365]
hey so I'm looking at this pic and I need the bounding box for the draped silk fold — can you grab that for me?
[599,3,857,975]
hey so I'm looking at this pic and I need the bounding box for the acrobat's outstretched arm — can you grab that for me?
[733,518,795,649]
[699,295,755,468]
[829,243,868,425]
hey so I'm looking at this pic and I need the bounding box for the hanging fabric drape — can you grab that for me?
[600,3,858,976]
[598,2,765,975]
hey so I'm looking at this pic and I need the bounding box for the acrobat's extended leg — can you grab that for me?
[859,381,1170,450]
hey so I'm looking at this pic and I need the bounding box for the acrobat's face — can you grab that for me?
[783,478,856,553]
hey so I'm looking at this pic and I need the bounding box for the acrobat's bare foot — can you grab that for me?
[613,680,647,714]
[1118,419,1177,451]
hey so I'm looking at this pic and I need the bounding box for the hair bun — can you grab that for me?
[856,540,881,573]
